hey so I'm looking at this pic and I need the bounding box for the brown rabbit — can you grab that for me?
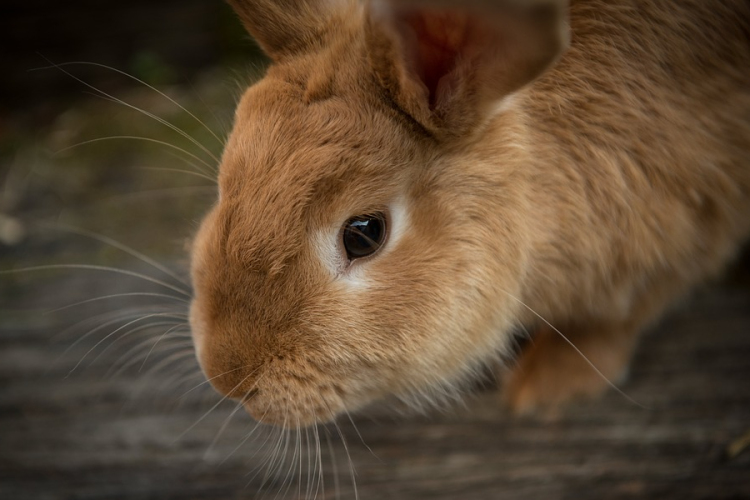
[189,0,750,427]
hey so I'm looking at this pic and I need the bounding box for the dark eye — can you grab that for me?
[342,213,387,260]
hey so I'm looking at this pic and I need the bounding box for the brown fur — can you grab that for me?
[189,0,750,427]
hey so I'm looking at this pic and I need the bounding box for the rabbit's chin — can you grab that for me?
[241,382,348,429]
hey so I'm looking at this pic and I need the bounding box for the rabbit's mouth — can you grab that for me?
[191,310,351,428]
[240,378,347,429]
[189,297,349,428]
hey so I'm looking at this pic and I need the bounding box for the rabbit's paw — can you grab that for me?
[504,323,637,417]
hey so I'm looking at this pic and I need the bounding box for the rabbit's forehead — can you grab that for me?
[229,83,385,169]
[221,81,409,207]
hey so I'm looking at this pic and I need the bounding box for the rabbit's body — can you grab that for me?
[189,0,750,425]
[502,1,750,408]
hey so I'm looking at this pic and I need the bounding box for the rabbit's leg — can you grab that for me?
[503,322,640,416]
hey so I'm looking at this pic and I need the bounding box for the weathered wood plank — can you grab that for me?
[1,254,749,499]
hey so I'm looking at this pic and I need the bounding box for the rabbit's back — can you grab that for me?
[514,0,750,325]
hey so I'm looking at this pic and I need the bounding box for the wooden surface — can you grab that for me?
[1,249,749,500]
[2,2,749,498]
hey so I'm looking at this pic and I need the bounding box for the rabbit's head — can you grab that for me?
[190,0,568,427]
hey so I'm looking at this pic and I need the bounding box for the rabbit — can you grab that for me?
[188,0,750,427]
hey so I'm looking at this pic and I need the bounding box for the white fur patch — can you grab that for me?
[384,198,408,258]
[313,223,342,276]
[341,263,369,289]
[490,93,517,117]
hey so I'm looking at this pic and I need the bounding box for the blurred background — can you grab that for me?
[1,0,262,248]
[1,1,749,499]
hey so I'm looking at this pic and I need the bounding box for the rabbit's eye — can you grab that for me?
[342,213,387,260]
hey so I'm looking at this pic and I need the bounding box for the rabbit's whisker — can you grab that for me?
[40,223,193,288]
[221,406,271,466]
[305,425,314,500]
[187,78,233,142]
[204,391,253,459]
[139,348,196,379]
[142,362,202,409]
[52,185,216,223]
[35,60,226,148]
[310,402,325,500]
[259,414,286,497]
[56,136,216,173]
[249,425,279,493]
[316,419,327,500]
[272,418,293,497]
[244,426,280,489]
[49,292,188,314]
[343,408,375,460]
[137,166,218,184]
[499,288,649,410]
[251,420,279,471]
[105,322,187,377]
[278,412,302,500]
[37,59,221,166]
[111,339,192,383]
[151,351,202,389]
[55,307,177,363]
[84,91,221,169]
[177,366,263,441]
[302,412,313,500]
[84,93,219,174]
[332,415,359,500]
[296,424,304,500]
[303,413,312,500]
[125,348,199,408]
[178,365,251,400]
[72,312,186,374]
[1,264,191,297]
[164,149,219,179]
[324,425,341,500]
[93,185,217,205]
[139,323,192,371]
[276,415,294,498]
[319,399,349,499]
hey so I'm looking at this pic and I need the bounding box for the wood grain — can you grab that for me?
[1,252,749,500]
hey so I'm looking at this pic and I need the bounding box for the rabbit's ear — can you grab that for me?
[227,0,352,60]
[365,0,569,137]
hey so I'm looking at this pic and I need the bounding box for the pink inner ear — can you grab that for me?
[402,10,473,109]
